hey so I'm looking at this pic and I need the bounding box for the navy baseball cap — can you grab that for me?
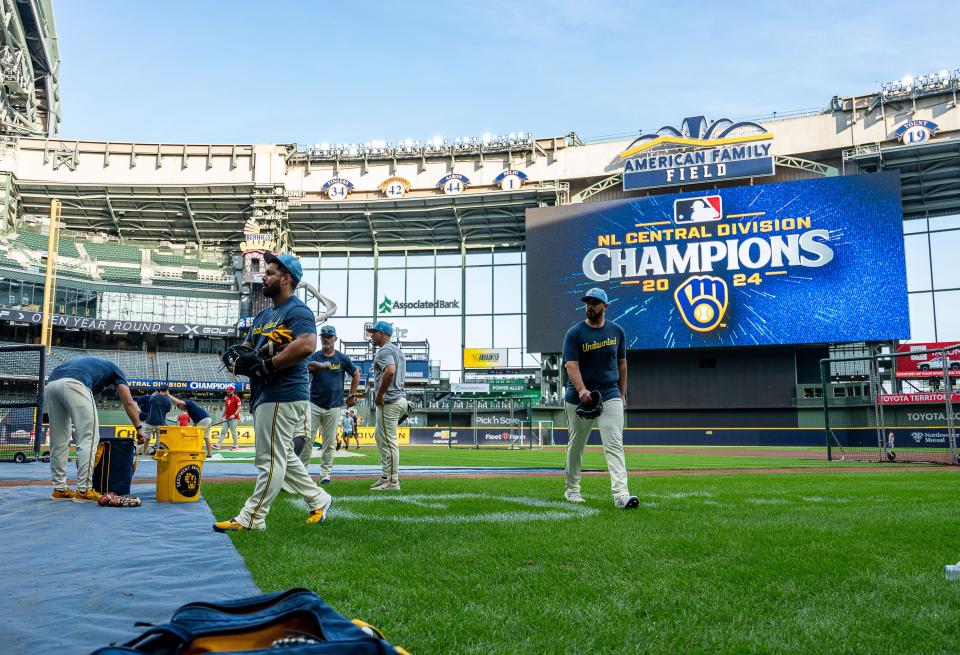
[581,287,609,304]
[264,252,303,284]
[368,320,393,337]
[320,324,337,336]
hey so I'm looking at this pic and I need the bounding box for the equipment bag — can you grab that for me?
[90,588,408,654]
[93,437,137,496]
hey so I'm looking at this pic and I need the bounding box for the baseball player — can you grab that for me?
[214,252,332,531]
[303,324,359,483]
[562,287,639,510]
[141,386,173,455]
[338,409,359,450]
[173,397,214,457]
[46,356,147,501]
[214,385,242,451]
[368,321,407,491]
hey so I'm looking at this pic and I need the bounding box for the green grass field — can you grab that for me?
[212,444,877,471]
[205,460,960,654]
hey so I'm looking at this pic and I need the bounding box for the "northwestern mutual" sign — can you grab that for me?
[620,116,775,191]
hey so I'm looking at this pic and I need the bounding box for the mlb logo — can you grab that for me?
[674,196,722,224]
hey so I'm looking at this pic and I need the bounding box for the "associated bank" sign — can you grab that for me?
[525,172,909,351]
[620,116,774,191]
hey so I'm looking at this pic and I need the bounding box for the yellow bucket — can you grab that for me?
[153,427,205,502]
[155,450,205,502]
[155,426,204,452]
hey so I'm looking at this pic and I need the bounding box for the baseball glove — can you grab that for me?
[575,390,604,419]
[222,345,265,378]
[261,326,294,356]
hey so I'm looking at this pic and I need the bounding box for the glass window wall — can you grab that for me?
[905,213,960,342]
[315,248,529,382]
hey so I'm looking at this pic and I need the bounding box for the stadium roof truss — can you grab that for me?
[286,183,568,252]
[0,0,59,136]
[846,138,960,218]
[13,180,569,252]
[14,182,254,244]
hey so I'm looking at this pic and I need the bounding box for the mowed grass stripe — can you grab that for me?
[283,446,876,471]
[204,471,960,654]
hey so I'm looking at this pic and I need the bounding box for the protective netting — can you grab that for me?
[822,347,957,464]
[0,344,45,461]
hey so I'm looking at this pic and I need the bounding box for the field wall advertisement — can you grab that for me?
[526,173,910,352]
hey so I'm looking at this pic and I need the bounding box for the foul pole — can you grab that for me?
[40,199,61,351]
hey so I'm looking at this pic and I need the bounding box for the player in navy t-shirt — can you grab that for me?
[213,252,332,532]
[172,397,214,457]
[46,357,146,501]
[303,324,360,481]
[561,288,639,510]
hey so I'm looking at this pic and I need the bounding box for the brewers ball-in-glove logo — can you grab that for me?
[175,464,201,498]
[674,276,728,332]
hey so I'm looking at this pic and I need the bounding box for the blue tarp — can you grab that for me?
[0,484,260,655]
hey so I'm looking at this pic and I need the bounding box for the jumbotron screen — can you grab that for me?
[525,172,910,352]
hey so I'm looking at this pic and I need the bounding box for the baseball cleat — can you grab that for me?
[212,518,255,532]
[615,495,640,510]
[320,477,332,485]
[51,487,79,500]
[72,489,103,503]
[564,490,585,503]
[374,481,400,491]
[370,477,388,490]
[306,495,333,524]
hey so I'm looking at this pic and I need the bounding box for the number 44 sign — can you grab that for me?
[438,173,471,195]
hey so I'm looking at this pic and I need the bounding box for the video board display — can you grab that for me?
[526,173,910,352]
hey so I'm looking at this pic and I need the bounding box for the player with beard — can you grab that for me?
[561,287,639,510]
[213,253,332,532]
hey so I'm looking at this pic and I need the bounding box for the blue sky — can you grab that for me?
[55,1,960,145]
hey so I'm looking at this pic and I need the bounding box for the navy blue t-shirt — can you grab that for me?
[562,320,626,404]
[244,296,317,410]
[183,399,210,423]
[146,393,173,426]
[135,395,151,422]
[48,357,128,395]
[307,350,357,409]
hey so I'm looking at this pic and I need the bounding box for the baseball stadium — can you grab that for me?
[2,3,960,653]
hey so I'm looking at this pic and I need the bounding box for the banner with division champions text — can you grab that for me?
[525,172,910,351]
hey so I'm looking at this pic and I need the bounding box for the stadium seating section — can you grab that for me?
[150,252,221,269]
[101,266,142,283]
[82,241,141,263]
[0,341,239,383]
[0,227,234,290]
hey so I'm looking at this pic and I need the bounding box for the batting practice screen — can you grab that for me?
[525,172,910,352]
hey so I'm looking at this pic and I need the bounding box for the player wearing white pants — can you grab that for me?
[564,398,629,500]
[368,321,407,490]
[561,287,638,510]
[305,324,359,483]
[231,400,331,530]
[374,397,408,486]
[45,356,145,501]
[214,251,332,532]
[281,402,313,492]
[309,405,342,476]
